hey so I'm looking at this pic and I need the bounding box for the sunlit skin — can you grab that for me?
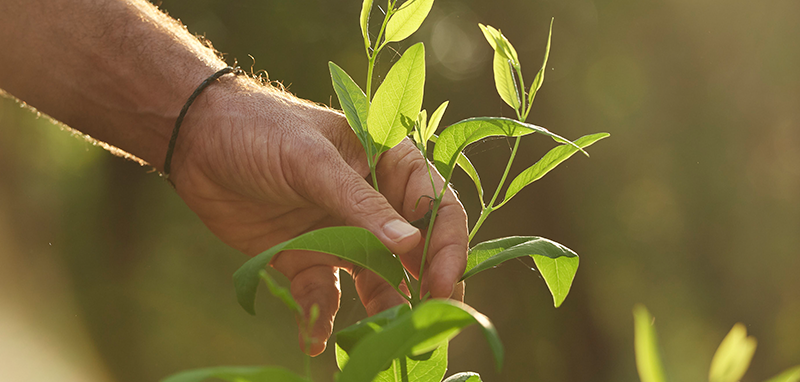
[0,0,467,356]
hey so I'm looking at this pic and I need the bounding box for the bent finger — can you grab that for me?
[289,264,341,356]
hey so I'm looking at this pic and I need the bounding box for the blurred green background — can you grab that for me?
[1,0,798,381]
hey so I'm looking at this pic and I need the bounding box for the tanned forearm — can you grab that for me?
[0,0,226,169]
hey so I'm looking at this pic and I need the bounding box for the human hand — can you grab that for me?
[168,76,468,356]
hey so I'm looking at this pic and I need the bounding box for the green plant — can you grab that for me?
[162,0,607,381]
[633,305,800,382]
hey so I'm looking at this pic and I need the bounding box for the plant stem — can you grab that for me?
[304,354,311,380]
[468,206,492,243]
[416,197,440,303]
[469,136,522,242]
[370,160,380,191]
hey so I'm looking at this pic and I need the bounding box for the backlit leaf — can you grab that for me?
[360,0,373,46]
[462,236,578,307]
[479,24,520,110]
[443,372,483,382]
[433,117,579,182]
[527,18,553,110]
[423,100,448,143]
[367,43,426,154]
[337,300,503,382]
[385,0,434,43]
[161,366,310,382]
[329,62,372,154]
[764,366,800,382]
[492,51,520,110]
[709,323,757,382]
[633,305,667,382]
[501,133,609,206]
[234,227,404,315]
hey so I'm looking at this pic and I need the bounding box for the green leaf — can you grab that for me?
[234,227,405,315]
[527,18,553,111]
[764,366,800,382]
[374,343,448,382]
[492,51,520,110]
[533,253,579,308]
[501,132,609,206]
[258,270,302,316]
[461,236,578,307]
[429,134,484,205]
[161,366,310,382]
[709,323,758,382]
[336,342,448,382]
[367,43,426,154]
[337,300,503,382]
[336,304,412,359]
[433,117,580,182]
[423,100,448,142]
[443,372,483,382]
[478,24,520,110]
[413,109,428,149]
[477,24,518,64]
[360,0,373,46]
[633,305,667,382]
[384,0,434,43]
[329,62,373,154]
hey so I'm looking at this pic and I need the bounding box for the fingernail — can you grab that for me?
[383,219,419,243]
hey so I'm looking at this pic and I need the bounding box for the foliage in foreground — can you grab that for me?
[633,305,800,382]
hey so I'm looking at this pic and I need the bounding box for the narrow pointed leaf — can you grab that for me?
[423,100,448,142]
[443,372,483,382]
[527,18,553,110]
[479,24,520,109]
[633,305,667,382]
[502,133,609,205]
[493,52,520,110]
[336,304,411,358]
[337,300,503,382]
[385,0,434,43]
[329,62,372,152]
[161,366,310,382]
[413,109,428,149]
[478,24,518,63]
[430,134,484,204]
[367,43,426,154]
[462,236,578,307]
[258,271,302,316]
[765,366,800,382]
[709,323,758,382]
[360,0,373,46]
[234,227,404,315]
[433,117,580,181]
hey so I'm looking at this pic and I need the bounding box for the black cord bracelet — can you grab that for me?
[163,66,242,183]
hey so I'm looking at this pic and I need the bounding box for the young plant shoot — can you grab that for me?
[162,0,609,381]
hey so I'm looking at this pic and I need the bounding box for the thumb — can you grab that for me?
[294,144,421,254]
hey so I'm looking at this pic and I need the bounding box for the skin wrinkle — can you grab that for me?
[1,0,469,356]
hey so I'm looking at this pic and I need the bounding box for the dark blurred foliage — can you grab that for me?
[1,0,798,381]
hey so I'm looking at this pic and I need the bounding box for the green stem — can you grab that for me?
[468,136,522,242]
[468,206,492,243]
[514,64,527,120]
[370,159,380,192]
[304,354,311,380]
[365,5,392,99]
[400,356,409,382]
[416,197,440,302]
